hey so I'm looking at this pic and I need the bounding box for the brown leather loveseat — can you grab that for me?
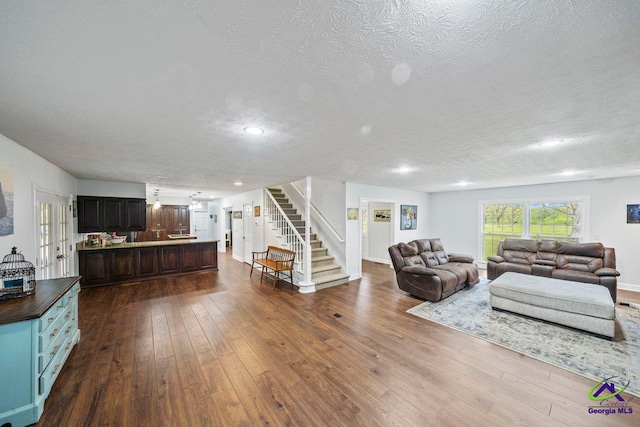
[487,238,620,301]
[388,238,480,302]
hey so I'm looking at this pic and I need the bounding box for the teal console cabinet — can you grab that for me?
[0,277,81,427]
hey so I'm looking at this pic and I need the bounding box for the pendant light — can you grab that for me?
[153,189,161,209]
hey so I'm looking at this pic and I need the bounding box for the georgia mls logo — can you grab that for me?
[588,376,634,415]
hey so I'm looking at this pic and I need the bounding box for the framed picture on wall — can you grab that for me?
[374,209,391,222]
[0,160,14,236]
[627,204,640,223]
[400,205,417,230]
[232,211,242,219]
[254,206,261,217]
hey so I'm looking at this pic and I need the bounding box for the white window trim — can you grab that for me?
[478,195,590,262]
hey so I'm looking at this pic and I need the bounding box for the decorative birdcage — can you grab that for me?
[0,247,36,300]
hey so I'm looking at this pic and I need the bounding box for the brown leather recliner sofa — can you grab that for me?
[487,238,620,301]
[388,238,480,302]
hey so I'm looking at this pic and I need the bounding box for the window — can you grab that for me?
[481,198,587,261]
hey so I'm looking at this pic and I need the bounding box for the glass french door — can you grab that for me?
[35,191,71,279]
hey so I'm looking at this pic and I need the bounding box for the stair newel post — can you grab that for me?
[297,177,315,293]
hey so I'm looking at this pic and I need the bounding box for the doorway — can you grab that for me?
[35,190,71,280]
[359,198,394,277]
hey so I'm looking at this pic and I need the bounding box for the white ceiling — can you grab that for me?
[1,1,640,199]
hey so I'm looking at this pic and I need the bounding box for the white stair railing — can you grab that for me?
[264,189,307,275]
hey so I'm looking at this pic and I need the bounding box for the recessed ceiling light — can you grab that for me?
[244,126,264,135]
[234,182,243,186]
[532,138,570,149]
[393,166,415,174]
[455,181,469,186]
[559,170,581,176]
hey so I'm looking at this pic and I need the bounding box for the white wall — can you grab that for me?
[77,179,145,198]
[429,176,640,289]
[0,133,77,272]
[346,182,430,279]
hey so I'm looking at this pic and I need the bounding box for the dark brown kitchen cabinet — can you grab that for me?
[102,198,124,229]
[125,199,146,229]
[138,204,190,242]
[77,196,147,232]
[159,246,181,273]
[169,205,190,234]
[78,241,218,288]
[77,197,102,232]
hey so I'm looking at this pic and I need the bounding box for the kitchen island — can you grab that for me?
[78,239,218,287]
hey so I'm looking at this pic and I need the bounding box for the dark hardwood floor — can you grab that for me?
[36,254,639,426]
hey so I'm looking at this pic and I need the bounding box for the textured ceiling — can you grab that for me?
[1,1,640,199]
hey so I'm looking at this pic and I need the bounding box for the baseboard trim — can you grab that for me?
[364,257,390,265]
[618,282,640,293]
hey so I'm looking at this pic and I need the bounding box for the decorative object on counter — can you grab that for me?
[0,247,36,300]
[109,236,127,245]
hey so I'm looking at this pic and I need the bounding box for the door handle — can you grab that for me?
[56,255,65,259]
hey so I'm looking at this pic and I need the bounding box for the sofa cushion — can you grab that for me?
[403,255,425,267]
[552,269,600,284]
[556,255,603,272]
[428,238,449,264]
[398,242,418,257]
[419,252,440,267]
[412,239,431,253]
[433,270,459,295]
[502,238,539,252]
[433,263,467,283]
[502,250,536,265]
[557,241,604,258]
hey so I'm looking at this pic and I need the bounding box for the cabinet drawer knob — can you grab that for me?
[51,363,61,377]
[50,345,60,357]
[49,328,59,338]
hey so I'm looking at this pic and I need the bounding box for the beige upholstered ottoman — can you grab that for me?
[489,272,615,338]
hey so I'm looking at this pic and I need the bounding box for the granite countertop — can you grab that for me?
[76,239,219,251]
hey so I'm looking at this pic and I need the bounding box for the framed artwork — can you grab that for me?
[374,209,391,222]
[347,207,359,220]
[232,211,242,219]
[0,160,14,236]
[254,206,261,217]
[627,204,640,224]
[400,205,417,230]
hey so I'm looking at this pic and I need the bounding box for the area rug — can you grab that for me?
[407,279,640,397]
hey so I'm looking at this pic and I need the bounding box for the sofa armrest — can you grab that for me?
[402,266,437,276]
[487,255,505,263]
[533,259,556,266]
[448,253,474,263]
[594,267,620,277]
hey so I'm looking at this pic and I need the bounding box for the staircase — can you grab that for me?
[266,188,349,290]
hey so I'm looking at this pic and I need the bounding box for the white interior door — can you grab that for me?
[35,191,70,279]
[361,200,369,260]
[193,211,209,240]
[243,203,253,263]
